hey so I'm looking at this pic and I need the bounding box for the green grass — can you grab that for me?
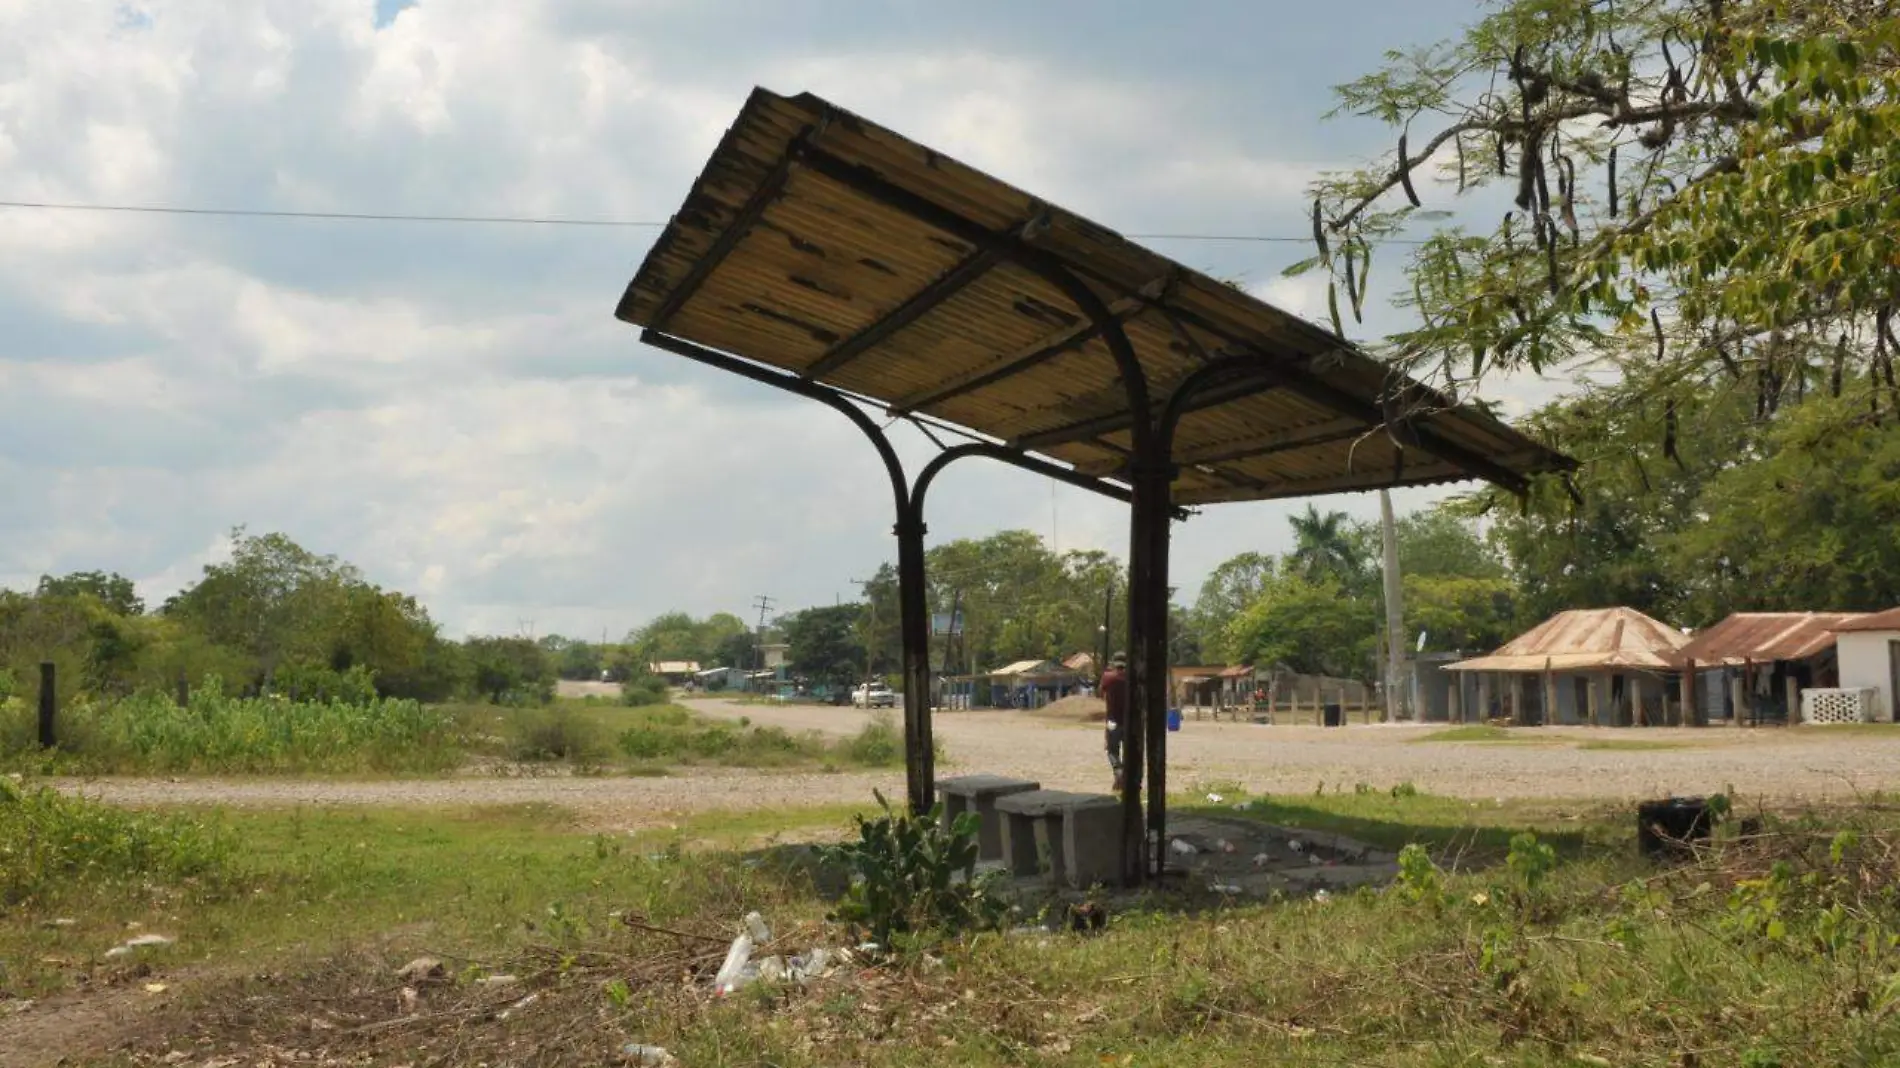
[1575,738,1687,751]
[12,788,1900,1066]
[1413,724,1533,743]
[1,684,461,775]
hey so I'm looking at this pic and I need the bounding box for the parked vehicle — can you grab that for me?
[852,682,897,709]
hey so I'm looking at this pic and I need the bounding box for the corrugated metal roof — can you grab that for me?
[616,88,1573,506]
[1447,607,1688,673]
[989,659,1069,677]
[650,660,702,674]
[1834,607,1900,633]
[1677,612,1868,664]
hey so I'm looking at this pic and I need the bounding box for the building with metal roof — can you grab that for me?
[1677,612,1868,725]
[1447,608,1689,726]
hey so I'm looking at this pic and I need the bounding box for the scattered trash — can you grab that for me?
[1313,890,1333,904]
[1170,838,1198,856]
[42,918,75,929]
[621,1044,677,1066]
[1208,883,1244,895]
[399,987,420,1014]
[496,993,539,1021]
[104,933,175,959]
[396,957,446,984]
[1309,854,1322,866]
[143,982,168,994]
[1288,839,1305,853]
[713,916,761,995]
[161,1052,189,1065]
[475,974,520,988]
[1213,838,1237,854]
[1252,852,1273,868]
[1205,792,1225,804]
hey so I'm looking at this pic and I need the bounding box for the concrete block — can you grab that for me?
[1060,799,1123,889]
[938,775,1040,861]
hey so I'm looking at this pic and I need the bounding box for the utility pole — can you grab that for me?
[942,587,962,709]
[1379,489,1407,723]
[752,594,775,690]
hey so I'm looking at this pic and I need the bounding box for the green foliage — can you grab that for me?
[838,713,904,766]
[1220,574,1379,677]
[1505,831,1558,893]
[1395,843,1443,905]
[507,706,609,764]
[463,635,555,706]
[611,707,911,769]
[272,661,379,705]
[823,792,1009,948]
[0,779,236,906]
[621,672,670,707]
[36,571,144,617]
[0,679,461,774]
[783,603,870,688]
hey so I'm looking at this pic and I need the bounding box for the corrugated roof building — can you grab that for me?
[1446,608,1689,726]
[1448,608,1688,674]
[1677,613,1867,666]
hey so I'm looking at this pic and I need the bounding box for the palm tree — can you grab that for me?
[1287,505,1363,585]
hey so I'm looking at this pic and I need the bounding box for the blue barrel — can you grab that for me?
[1166,708,1183,732]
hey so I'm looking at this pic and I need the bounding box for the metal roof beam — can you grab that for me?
[1013,367,1288,452]
[887,290,1152,415]
[802,243,1007,381]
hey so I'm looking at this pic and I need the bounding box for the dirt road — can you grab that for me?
[50,698,1900,823]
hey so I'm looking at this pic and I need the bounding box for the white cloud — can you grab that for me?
[0,0,1549,636]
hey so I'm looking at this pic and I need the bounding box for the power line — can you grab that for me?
[0,198,1432,244]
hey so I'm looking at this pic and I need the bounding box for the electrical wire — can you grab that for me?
[0,198,1432,244]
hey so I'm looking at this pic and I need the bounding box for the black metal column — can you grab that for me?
[895,507,935,814]
[1133,463,1174,876]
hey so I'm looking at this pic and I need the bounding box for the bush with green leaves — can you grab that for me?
[1,677,460,774]
[621,674,670,707]
[823,791,1009,948]
[1,777,237,905]
[508,706,608,764]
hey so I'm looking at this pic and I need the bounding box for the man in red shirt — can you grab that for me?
[1100,651,1129,792]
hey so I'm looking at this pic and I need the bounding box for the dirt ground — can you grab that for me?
[50,697,1900,825]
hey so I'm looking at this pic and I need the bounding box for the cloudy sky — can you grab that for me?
[0,0,1571,639]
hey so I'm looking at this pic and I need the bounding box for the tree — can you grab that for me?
[162,529,361,682]
[783,604,868,688]
[1301,0,1900,444]
[463,636,555,705]
[1664,389,1900,620]
[1219,574,1379,680]
[1288,505,1366,586]
[37,571,144,617]
[1192,551,1276,640]
[1391,509,1507,579]
[540,635,605,681]
[1405,574,1519,653]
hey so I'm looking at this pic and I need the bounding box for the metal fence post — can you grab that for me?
[38,661,56,749]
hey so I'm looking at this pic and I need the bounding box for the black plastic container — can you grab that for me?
[1638,797,1712,858]
[1323,703,1343,728]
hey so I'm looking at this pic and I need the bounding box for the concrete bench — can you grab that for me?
[995,789,1123,889]
[937,774,1040,861]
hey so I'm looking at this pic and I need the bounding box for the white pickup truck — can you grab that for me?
[852,682,897,708]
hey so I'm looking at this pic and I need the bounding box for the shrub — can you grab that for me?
[840,713,904,766]
[509,707,608,763]
[1,778,237,905]
[622,675,670,707]
[0,677,461,774]
[823,791,1009,948]
[272,661,379,705]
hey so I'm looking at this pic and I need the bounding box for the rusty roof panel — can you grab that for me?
[1835,607,1900,632]
[1677,612,1870,664]
[1447,607,1689,673]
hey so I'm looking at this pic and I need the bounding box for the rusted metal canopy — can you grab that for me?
[1447,607,1688,673]
[616,88,1573,505]
[1679,612,1869,665]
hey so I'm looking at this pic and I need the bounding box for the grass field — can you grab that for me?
[0,694,905,777]
[8,778,1899,1067]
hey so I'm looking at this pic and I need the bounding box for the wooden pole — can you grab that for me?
[1586,673,1602,727]
[38,662,56,749]
[1508,675,1522,724]
[1682,660,1699,727]
[1633,675,1648,727]
[1785,672,1801,725]
[1478,674,1492,724]
[1543,663,1557,727]
[1449,680,1462,724]
[1730,668,1748,728]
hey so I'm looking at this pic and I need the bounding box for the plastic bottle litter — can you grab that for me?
[1251,852,1273,868]
[621,1045,676,1066]
[1205,792,1224,804]
[713,933,756,994]
[496,993,539,1020]
[1170,838,1198,856]
[1287,839,1305,853]
[1208,883,1243,895]
[744,911,771,943]
[1313,889,1333,904]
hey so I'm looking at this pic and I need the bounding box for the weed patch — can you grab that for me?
[0,777,237,907]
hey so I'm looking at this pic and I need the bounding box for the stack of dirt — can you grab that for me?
[1031,694,1107,723]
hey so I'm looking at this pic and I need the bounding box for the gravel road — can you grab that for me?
[51,698,1900,825]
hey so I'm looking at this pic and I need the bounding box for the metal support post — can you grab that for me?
[895,508,935,814]
[1132,462,1174,878]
